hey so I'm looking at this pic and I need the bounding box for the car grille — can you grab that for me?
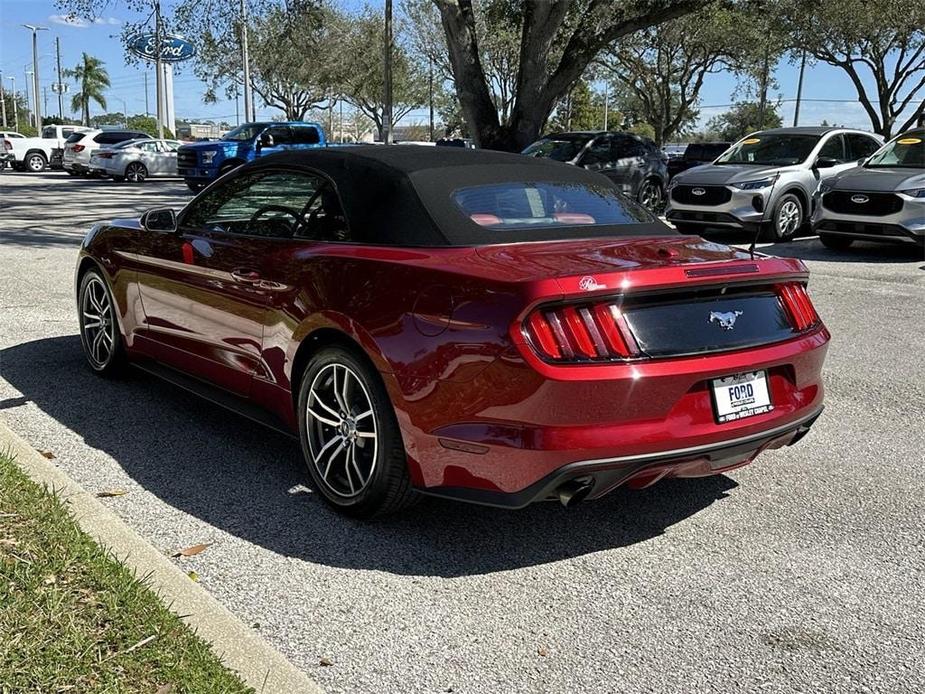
[822,191,903,216]
[177,150,197,168]
[671,185,732,206]
[667,210,741,225]
[817,220,912,238]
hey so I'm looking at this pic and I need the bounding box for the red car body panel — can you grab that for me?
[76,150,828,509]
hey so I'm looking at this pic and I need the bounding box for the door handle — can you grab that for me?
[231,269,261,283]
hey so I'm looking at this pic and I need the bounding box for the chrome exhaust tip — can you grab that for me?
[557,478,594,508]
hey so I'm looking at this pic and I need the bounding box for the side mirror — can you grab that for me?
[141,208,177,233]
[258,132,274,148]
[814,156,838,169]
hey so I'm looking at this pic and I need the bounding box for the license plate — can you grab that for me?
[711,370,773,423]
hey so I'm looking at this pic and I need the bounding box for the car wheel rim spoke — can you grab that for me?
[305,362,379,498]
[81,277,114,368]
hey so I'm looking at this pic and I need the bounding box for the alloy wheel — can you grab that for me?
[777,199,801,237]
[126,163,146,183]
[305,362,378,498]
[80,276,116,369]
[640,181,663,212]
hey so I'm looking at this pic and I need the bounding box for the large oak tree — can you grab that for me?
[431,0,711,150]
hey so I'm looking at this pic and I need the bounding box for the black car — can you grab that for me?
[523,131,668,212]
[666,142,731,180]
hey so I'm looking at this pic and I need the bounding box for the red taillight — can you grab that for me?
[98,151,113,159]
[72,144,85,153]
[2,139,11,152]
[524,301,638,362]
[778,282,820,331]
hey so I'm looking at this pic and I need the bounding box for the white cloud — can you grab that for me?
[48,14,121,28]
[49,14,91,28]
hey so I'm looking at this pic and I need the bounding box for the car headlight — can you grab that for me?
[817,181,835,195]
[732,176,777,190]
[667,177,681,190]
[201,150,217,165]
[900,187,925,198]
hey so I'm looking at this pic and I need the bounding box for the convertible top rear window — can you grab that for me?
[453,181,650,230]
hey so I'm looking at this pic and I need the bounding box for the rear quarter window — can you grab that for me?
[65,132,87,143]
[453,181,651,230]
[292,126,321,145]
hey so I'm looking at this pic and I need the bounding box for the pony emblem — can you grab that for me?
[709,310,743,330]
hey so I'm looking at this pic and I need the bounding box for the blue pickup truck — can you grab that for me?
[177,121,326,191]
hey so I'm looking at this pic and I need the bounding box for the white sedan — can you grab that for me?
[90,139,182,182]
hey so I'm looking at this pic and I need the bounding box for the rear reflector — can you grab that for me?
[778,283,820,331]
[524,302,638,362]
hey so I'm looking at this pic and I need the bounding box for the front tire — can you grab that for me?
[638,178,664,213]
[765,192,804,242]
[297,347,415,518]
[78,270,127,377]
[819,233,854,250]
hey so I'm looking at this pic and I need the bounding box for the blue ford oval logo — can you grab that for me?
[850,194,869,204]
[692,187,706,196]
[128,34,196,63]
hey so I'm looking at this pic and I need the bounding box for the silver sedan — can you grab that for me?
[91,139,182,182]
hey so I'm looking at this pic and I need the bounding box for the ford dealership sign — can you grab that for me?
[128,34,195,63]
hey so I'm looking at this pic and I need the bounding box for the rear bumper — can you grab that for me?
[402,326,829,506]
[420,407,823,508]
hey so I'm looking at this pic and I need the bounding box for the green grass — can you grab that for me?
[0,452,254,694]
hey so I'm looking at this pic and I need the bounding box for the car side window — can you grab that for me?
[581,138,612,167]
[265,126,293,144]
[613,137,645,159]
[846,134,880,160]
[182,169,349,241]
[139,141,159,153]
[817,135,846,162]
[292,126,321,145]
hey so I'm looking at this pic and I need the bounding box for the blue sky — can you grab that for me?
[0,0,917,132]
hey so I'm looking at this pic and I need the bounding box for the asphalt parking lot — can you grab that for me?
[1,170,923,693]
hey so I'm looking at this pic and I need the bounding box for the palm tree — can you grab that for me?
[65,53,110,125]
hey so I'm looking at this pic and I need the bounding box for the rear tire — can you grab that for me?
[637,178,665,213]
[819,234,854,250]
[125,162,147,183]
[297,346,416,518]
[25,152,47,172]
[78,269,127,377]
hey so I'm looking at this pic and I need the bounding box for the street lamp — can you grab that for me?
[23,25,48,129]
[7,77,17,132]
[25,70,35,127]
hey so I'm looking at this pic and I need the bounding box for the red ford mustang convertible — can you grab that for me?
[76,146,828,517]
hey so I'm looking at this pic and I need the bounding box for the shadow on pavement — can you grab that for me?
[699,229,924,265]
[1,335,737,577]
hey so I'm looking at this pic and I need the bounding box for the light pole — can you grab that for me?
[23,25,48,128]
[383,0,393,144]
[25,70,34,127]
[240,0,253,122]
[8,77,18,132]
[0,71,6,129]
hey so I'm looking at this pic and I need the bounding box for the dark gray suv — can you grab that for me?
[523,131,668,212]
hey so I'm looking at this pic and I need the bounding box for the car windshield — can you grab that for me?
[522,137,590,162]
[453,181,651,230]
[715,133,820,166]
[865,133,925,168]
[221,124,265,141]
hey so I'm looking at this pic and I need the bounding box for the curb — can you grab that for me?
[0,419,323,694]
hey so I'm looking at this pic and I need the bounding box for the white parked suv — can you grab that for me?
[63,129,152,175]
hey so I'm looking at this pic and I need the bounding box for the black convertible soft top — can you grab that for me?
[255,145,674,246]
